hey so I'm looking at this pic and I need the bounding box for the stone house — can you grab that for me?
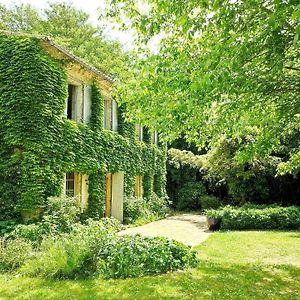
[0,32,166,222]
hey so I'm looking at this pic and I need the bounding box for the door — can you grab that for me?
[105,173,112,217]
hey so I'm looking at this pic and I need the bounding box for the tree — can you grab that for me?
[0,2,131,80]
[104,0,300,174]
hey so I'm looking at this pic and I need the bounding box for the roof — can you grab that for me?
[0,31,114,83]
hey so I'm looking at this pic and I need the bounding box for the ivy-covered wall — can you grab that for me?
[0,34,167,220]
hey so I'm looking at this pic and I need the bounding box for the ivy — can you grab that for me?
[0,34,167,220]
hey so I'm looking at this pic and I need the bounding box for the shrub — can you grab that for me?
[41,195,81,234]
[0,238,34,270]
[206,205,300,230]
[200,195,222,210]
[123,193,170,224]
[8,223,45,244]
[177,182,207,210]
[148,193,170,215]
[20,218,197,279]
[0,220,17,236]
[97,234,198,279]
[20,218,121,278]
[123,196,145,224]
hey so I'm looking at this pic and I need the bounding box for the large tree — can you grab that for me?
[104,0,300,174]
[0,2,131,80]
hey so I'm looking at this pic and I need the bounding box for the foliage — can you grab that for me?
[168,145,300,205]
[0,34,167,219]
[1,231,300,299]
[20,218,121,278]
[41,196,81,234]
[103,0,300,176]
[0,220,17,236]
[123,193,170,224]
[20,218,196,279]
[206,205,300,230]
[0,237,33,270]
[177,182,207,210]
[200,195,222,210]
[0,2,131,80]
[7,223,45,244]
[97,234,198,279]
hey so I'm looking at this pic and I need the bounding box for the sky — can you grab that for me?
[0,0,135,48]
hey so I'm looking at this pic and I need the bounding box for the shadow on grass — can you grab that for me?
[1,261,299,300]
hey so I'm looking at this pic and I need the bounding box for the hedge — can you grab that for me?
[206,205,300,230]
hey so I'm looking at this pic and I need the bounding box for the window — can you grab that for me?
[67,85,76,120]
[66,172,75,197]
[65,172,89,211]
[104,98,118,132]
[65,83,83,122]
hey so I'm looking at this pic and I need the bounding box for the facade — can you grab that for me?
[0,32,167,222]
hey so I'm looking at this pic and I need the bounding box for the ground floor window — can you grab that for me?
[66,172,75,197]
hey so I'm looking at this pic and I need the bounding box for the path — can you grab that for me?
[120,213,212,247]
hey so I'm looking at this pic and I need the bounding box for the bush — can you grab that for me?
[123,193,170,224]
[20,218,121,278]
[97,234,198,279]
[0,220,17,236]
[200,195,222,210]
[0,238,34,270]
[123,196,145,224]
[41,195,81,234]
[206,205,300,230]
[148,193,170,215]
[8,223,45,244]
[177,182,207,210]
[20,218,197,279]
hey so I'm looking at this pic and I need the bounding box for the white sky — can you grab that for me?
[0,0,135,48]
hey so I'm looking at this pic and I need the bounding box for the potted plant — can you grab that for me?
[206,210,222,230]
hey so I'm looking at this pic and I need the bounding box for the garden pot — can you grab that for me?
[207,217,221,231]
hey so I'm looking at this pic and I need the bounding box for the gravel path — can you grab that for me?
[120,213,212,247]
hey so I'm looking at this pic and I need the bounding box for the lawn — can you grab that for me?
[0,231,300,300]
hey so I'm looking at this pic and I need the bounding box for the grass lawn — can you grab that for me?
[0,231,300,300]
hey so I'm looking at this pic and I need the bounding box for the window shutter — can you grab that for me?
[83,85,91,123]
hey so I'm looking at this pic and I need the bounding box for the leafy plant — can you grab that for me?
[206,205,300,230]
[97,234,198,279]
[41,196,81,234]
[7,223,45,244]
[177,182,207,210]
[123,193,170,224]
[200,195,222,210]
[0,238,34,271]
[20,218,121,278]
[0,220,17,236]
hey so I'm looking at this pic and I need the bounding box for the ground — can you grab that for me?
[120,213,211,246]
[0,215,300,300]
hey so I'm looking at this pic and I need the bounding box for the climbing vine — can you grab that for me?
[0,34,167,220]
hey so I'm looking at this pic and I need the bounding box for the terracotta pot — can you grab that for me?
[207,216,221,230]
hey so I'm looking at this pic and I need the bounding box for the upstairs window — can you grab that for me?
[67,85,75,120]
[66,83,83,122]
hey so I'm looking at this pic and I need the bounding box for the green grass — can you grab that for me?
[1,231,300,300]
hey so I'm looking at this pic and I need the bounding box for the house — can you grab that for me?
[0,32,167,222]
